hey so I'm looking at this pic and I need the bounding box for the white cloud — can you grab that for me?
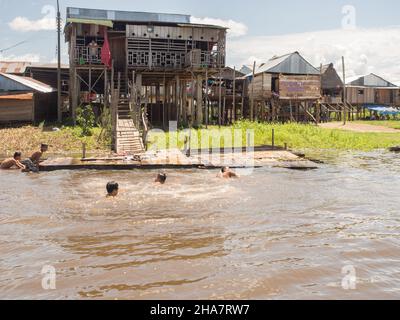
[8,16,56,32]
[228,26,400,83]
[191,16,248,38]
[0,53,41,63]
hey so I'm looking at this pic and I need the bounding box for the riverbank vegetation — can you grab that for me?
[2,120,400,157]
[147,120,400,151]
[0,124,110,157]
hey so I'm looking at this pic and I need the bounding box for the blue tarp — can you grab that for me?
[363,104,400,115]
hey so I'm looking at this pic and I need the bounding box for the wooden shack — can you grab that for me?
[245,52,321,123]
[64,7,227,154]
[318,63,345,121]
[347,73,399,106]
[207,67,245,125]
[0,73,57,123]
[320,63,343,104]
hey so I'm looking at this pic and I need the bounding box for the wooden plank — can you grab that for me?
[0,98,34,122]
[279,75,321,99]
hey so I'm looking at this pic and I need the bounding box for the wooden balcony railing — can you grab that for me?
[74,47,102,65]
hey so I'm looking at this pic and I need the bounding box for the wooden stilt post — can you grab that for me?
[104,67,108,109]
[218,69,222,127]
[342,56,347,125]
[205,69,209,129]
[191,75,195,127]
[250,61,256,121]
[223,96,226,125]
[182,80,188,126]
[196,74,203,126]
[156,83,160,125]
[241,95,244,120]
[176,76,180,125]
[232,66,236,123]
[163,75,166,130]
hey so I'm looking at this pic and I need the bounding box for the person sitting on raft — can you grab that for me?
[21,143,49,172]
[0,152,26,171]
[106,181,119,197]
[219,167,238,179]
[155,173,167,184]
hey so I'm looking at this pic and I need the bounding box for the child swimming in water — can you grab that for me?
[155,173,167,184]
[0,152,26,171]
[219,167,238,179]
[106,181,119,197]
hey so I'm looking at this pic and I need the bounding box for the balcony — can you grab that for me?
[74,46,102,65]
[126,49,225,70]
[185,50,225,69]
[127,50,186,69]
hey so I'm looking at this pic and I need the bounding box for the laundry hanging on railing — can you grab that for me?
[101,27,112,69]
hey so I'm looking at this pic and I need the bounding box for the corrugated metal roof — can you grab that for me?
[0,61,32,74]
[211,67,245,80]
[347,73,398,88]
[245,52,320,78]
[28,63,69,70]
[177,23,227,30]
[0,73,55,93]
[66,17,114,27]
[67,7,191,24]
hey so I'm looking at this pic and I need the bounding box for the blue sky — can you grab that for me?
[1,0,400,82]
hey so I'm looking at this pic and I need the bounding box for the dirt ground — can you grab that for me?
[319,122,400,133]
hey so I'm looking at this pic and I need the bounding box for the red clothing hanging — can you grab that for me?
[101,27,112,69]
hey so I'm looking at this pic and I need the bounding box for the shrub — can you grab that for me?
[76,105,95,136]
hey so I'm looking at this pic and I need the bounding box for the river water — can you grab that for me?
[0,150,400,300]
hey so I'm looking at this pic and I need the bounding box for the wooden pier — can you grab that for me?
[39,149,319,172]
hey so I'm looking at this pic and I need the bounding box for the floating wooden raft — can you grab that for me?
[38,150,319,171]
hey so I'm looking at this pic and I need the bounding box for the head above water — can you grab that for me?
[13,152,22,160]
[221,167,230,173]
[106,181,119,196]
[156,173,167,184]
[41,144,49,152]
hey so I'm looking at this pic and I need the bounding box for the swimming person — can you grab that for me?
[30,143,49,164]
[155,173,167,184]
[21,143,49,173]
[106,181,119,197]
[0,152,26,170]
[220,167,238,179]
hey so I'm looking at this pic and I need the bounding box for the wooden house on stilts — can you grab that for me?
[65,7,226,154]
[319,63,345,122]
[346,74,400,119]
[244,52,322,123]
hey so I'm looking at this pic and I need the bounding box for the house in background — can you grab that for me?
[207,67,246,125]
[320,63,343,104]
[346,73,400,118]
[318,63,346,121]
[245,52,322,123]
[0,73,56,124]
[25,63,70,117]
[346,73,399,106]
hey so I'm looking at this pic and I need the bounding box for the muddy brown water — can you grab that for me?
[1,150,400,299]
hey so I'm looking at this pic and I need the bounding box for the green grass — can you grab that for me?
[147,120,400,152]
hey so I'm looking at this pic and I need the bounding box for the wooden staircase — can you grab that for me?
[116,98,145,155]
[110,70,147,155]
